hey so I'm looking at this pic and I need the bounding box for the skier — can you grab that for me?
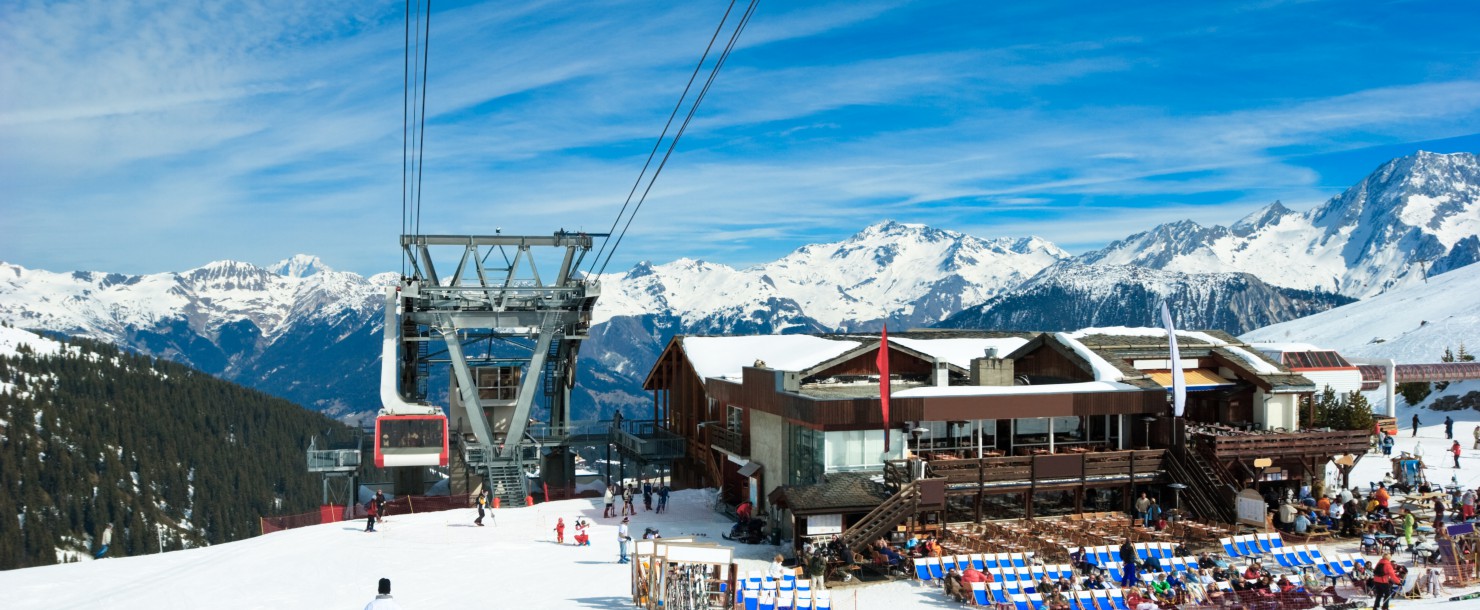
[1413,413,1421,437]
[1453,441,1463,469]
[374,490,388,523]
[603,484,615,518]
[93,524,113,559]
[574,518,590,546]
[554,517,565,544]
[642,480,654,511]
[363,578,404,610]
[365,497,378,532]
[656,483,670,514]
[618,517,632,564]
[1446,416,1455,440]
[1381,432,1395,456]
[474,489,488,526]
[621,484,635,516]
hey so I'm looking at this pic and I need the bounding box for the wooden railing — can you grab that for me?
[1196,429,1371,459]
[708,423,744,456]
[921,449,1165,489]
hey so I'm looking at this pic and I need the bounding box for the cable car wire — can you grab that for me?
[591,0,760,277]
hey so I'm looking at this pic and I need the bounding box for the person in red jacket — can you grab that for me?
[1370,552,1397,610]
[1453,441,1463,469]
[554,517,566,544]
[364,497,378,533]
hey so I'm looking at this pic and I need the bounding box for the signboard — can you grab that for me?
[1236,488,1267,528]
[807,514,842,536]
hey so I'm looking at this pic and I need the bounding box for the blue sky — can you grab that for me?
[2,0,1479,278]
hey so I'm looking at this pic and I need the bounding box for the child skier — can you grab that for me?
[555,517,566,544]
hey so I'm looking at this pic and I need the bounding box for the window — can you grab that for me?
[789,426,824,486]
[1051,416,1085,444]
[727,405,743,432]
[824,430,893,472]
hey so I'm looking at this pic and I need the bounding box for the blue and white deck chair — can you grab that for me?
[1106,561,1124,584]
[1075,590,1097,610]
[1338,553,1358,572]
[1012,553,1029,568]
[1045,564,1062,580]
[1108,588,1130,610]
[1326,559,1349,580]
[1096,546,1114,566]
[1166,557,1184,572]
[1160,542,1176,558]
[781,572,796,590]
[994,552,1012,568]
[744,589,759,610]
[915,558,933,581]
[1031,565,1047,581]
[777,590,793,610]
[972,553,987,571]
[1011,593,1032,610]
[1255,532,1275,553]
[1135,543,1151,561]
[1274,549,1297,568]
[1027,592,1047,610]
[1094,589,1115,610]
[941,555,958,573]
[758,590,776,610]
[796,590,812,610]
[984,554,1001,570]
[1233,535,1254,557]
[1000,568,1018,586]
[928,557,945,580]
[795,579,810,593]
[972,582,990,606]
[1294,545,1316,566]
[990,582,1011,605]
[1017,567,1035,589]
[1220,537,1240,558]
[814,591,831,610]
[1269,532,1285,549]
[1307,547,1326,566]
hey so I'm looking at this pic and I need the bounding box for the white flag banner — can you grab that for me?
[1160,301,1186,417]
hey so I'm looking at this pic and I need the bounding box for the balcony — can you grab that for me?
[1191,428,1370,460]
[707,423,744,456]
[885,449,1165,492]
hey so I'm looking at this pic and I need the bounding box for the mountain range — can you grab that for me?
[1,151,1476,422]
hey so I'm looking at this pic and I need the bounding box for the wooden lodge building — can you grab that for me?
[641,328,1371,550]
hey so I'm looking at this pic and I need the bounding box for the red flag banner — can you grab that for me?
[878,324,891,452]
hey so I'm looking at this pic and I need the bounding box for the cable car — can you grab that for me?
[374,414,449,468]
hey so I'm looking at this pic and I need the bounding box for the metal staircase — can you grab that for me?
[483,462,530,508]
[836,479,927,554]
[1167,446,1237,524]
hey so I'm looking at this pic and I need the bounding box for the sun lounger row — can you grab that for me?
[913,552,1040,581]
[972,583,1131,610]
[1081,541,1183,566]
[742,572,808,592]
[742,588,831,610]
[1219,533,1285,558]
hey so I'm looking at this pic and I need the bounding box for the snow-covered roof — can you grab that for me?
[894,380,1144,398]
[889,337,1030,370]
[681,335,861,380]
[1062,326,1285,379]
[1247,342,1322,355]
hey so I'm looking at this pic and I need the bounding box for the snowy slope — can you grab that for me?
[1081,151,1480,298]
[595,220,1071,330]
[1241,262,1480,363]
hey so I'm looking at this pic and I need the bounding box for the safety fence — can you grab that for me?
[260,493,475,534]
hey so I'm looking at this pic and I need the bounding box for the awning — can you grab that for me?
[1148,369,1235,392]
[737,461,763,478]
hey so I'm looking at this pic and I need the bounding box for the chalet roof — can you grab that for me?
[676,330,1034,381]
[767,471,893,516]
[657,327,1314,394]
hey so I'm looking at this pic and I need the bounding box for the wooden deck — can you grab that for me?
[913,449,1166,490]
[1195,428,1370,459]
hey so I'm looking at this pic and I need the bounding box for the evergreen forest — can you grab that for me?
[0,335,352,570]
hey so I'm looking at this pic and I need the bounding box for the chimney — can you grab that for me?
[970,348,1014,386]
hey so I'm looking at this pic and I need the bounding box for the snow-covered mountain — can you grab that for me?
[1241,260,1480,363]
[1079,151,1480,298]
[937,262,1355,334]
[0,258,392,417]
[595,220,1071,331]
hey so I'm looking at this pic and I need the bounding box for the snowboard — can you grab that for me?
[1449,591,1480,602]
